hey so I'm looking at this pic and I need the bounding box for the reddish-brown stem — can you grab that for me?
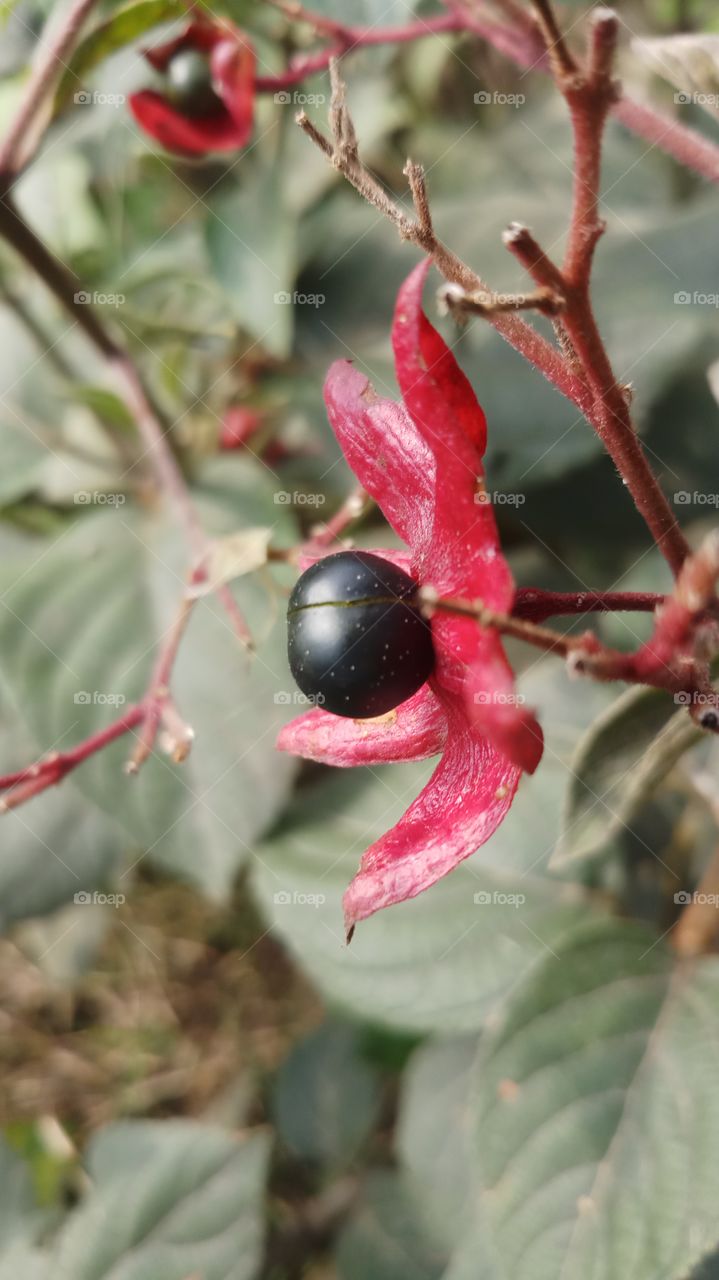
[501,5,691,578]
[0,572,706,815]
[0,0,258,805]
[460,0,719,183]
[126,595,195,774]
[556,279,689,573]
[419,587,587,657]
[256,10,466,91]
[0,705,145,811]
[258,2,719,183]
[513,587,663,623]
[612,95,719,186]
[425,588,719,715]
[0,191,252,644]
[305,486,370,551]
[297,70,588,415]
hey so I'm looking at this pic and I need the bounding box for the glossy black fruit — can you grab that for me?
[287,550,435,718]
[166,49,219,116]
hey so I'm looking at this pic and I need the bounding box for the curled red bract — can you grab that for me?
[129,19,254,156]
[278,260,543,933]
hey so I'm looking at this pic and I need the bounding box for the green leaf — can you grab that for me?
[0,420,48,506]
[555,684,703,867]
[464,918,719,1280]
[67,386,136,434]
[52,1120,270,1280]
[396,1038,478,1248]
[0,0,23,28]
[205,166,297,361]
[273,1022,381,1168]
[54,0,186,110]
[0,699,129,933]
[15,153,105,259]
[0,457,298,903]
[336,1170,447,1280]
[0,1139,40,1250]
[0,1246,51,1280]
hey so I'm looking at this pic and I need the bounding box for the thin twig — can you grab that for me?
[0,706,145,811]
[256,1,719,181]
[126,595,196,774]
[306,485,371,550]
[498,3,691,578]
[0,0,101,181]
[513,587,663,623]
[439,280,565,319]
[422,585,719,717]
[297,64,590,415]
[418,586,587,658]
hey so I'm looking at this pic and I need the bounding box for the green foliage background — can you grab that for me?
[1,0,719,1276]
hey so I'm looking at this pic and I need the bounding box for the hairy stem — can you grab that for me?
[513,587,663,623]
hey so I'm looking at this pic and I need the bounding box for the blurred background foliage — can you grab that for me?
[1,0,719,1276]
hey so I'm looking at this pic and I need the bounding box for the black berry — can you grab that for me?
[166,49,219,116]
[287,550,435,718]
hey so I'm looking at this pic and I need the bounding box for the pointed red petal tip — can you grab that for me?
[342,702,521,932]
[276,684,446,767]
[392,259,487,455]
